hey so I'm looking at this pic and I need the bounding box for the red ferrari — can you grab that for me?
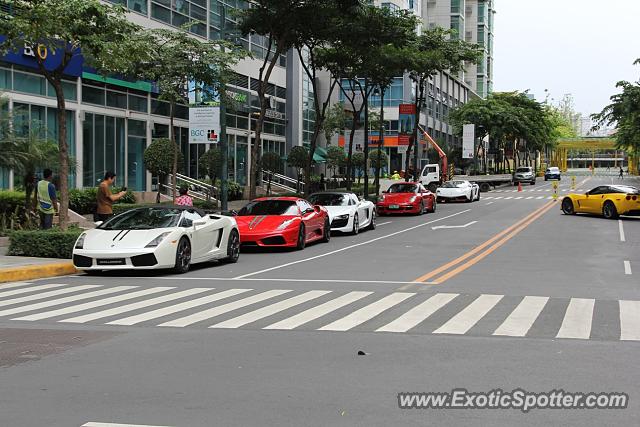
[377,182,436,215]
[236,197,331,250]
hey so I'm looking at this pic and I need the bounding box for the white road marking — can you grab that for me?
[233,210,472,279]
[82,423,173,427]
[514,196,523,200]
[209,290,330,328]
[0,286,135,318]
[536,196,544,199]
[525,196,534,199]
[484,196,494,199]
[0,282,34,290]
[433,294,504,335]
[0,282,69,299]
[264,291,372,330]
[432,221,477,230]
[376,293,458,333]
[493,196,503,200]
[377,221,392,226]
[107,289,250,326]
[556,298,594,339]
[158,289,291,327]
[504,197,513,200]
[485,202,494,205]
[56,288,210,324]
[73,276,438,286]
[493,296,549,337]
[624,261,632,275]
[13,287,174,321]
[0,285,100,308]
[619,300,640,341]
[318,292,415,331]
[619,220,626,242]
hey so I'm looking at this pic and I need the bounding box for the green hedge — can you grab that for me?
[0,191,27,216]
[8,228,83,259]
[69,187,137,215]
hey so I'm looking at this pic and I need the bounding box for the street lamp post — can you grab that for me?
[219,4,229,211]
[363,78,369,199]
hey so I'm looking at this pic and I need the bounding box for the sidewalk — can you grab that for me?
[0,255,76,284]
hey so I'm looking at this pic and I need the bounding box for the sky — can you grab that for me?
[493,0,640,116]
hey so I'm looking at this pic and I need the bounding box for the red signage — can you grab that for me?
[399,104,416,115]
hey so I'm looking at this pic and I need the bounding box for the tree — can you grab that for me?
[405,28,482,179]
[351,152,365,185]
[261,151,282,195]
[326,145,346,180]
[0,0,143,229]
[286,145,308,193]
[144,138,184,203]
[369,148,388,183]
[133,28,244,202]
[592,59,640,156]
[322,102,349,146]
[239,0,303,199]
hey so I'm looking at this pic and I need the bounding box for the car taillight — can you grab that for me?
[626,195,631,200]
[633,196,638,201]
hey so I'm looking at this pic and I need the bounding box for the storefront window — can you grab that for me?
[127,119,147,191]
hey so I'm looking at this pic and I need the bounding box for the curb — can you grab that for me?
[0,262,77,283]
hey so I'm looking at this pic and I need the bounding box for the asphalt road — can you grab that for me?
[1,174,639,426]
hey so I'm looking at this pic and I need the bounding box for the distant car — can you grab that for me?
[513,166,536,185]
[436,180,480,203]
[545,167,561,181]
[377,182,436,215]
[235,197,330,250]
[561,185,640,219]
[72,206,240,274]
[308,191,376,235]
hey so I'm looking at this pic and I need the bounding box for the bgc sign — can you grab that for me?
[189,106,220,144]
[0,37,83,77]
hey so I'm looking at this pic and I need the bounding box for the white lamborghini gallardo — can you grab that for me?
[72,206,240,274]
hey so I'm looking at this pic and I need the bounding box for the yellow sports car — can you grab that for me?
[561,185,640,219]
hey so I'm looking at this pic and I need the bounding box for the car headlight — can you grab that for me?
[75,233,86,249]
[145,232,171,248]
[410,196,419,202]
[335,214,349,220]
[277,219,296,230]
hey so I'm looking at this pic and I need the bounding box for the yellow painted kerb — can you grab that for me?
[0,262,77,283]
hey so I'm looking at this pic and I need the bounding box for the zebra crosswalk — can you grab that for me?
[1,281,638,342]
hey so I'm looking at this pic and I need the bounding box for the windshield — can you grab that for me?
[99,207,182,230]
[308,193,349,206]
[238,200,300,216]
[516,167,532,173]
[441,181,466,188]
[548,167,559,172]
[388,184,417,193]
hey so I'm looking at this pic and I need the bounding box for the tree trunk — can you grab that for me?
[375,88,385,196]
[51,80,69,230]
[24,172,35,216]
[345,121,357,191]
[170,102,177,203]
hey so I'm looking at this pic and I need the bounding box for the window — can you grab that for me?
[0,67,11,89]
[450,16,461,40]
[451,0,461,14]
[13,71,46,95]
[129,94,148,113]
[83,85,106,106]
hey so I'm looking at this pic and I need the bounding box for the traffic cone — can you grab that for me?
[517,182,523,192]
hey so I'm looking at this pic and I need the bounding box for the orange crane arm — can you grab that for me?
[417,125,448,182]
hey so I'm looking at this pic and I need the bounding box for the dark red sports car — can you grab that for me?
[377,182,436,215]
[236,197,331,249]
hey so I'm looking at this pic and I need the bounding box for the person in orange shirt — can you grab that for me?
[95,171,127,222]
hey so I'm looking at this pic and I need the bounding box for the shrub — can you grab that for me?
[8,228,83,259]
[0,190,27,216]
[69,187,136,215]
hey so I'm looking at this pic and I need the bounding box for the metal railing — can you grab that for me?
[262,170,301,194]
[165,173,219,203]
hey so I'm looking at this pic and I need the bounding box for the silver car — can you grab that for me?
[513,166,536,185]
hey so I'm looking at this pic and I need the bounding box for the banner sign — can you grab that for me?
[463,124,475,159]
[189,106,220,144]
[398,104,416,146]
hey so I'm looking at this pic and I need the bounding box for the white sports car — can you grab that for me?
[307,191,376,235]
[72,206,240,274]
[436,180,480,203]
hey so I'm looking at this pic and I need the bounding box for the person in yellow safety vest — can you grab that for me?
[36,168,58,229]
[391,170,401,180]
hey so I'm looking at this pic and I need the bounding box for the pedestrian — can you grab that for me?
[176,185,193,206]
[96,171,127,222]
[320,173,326,191]
[619,166,624,180]
[391,170,401,180]
[36,169,58,230]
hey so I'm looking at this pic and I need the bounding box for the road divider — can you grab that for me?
[413,201,557,284]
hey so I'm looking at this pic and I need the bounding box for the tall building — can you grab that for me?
[0,0,308,192]
[423,0,495,98]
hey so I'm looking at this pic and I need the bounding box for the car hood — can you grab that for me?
[322,206,353,221]
[83,228,177,250]
[235,215,299,232]
[379,193,417,204]
[437,187,466,195]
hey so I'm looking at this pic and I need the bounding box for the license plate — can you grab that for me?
[389,204,400,209]
[97,258,125,266]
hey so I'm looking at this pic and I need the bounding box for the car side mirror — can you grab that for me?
[304,208,315,215]
[94,221,103,227]
[382,190,388,194]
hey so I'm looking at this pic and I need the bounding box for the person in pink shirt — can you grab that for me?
[176,186,193,206]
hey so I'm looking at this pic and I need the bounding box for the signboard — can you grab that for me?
[397,145,408,154]
[398,104,416,146]
[463,124,475,159]
[189,106,220,144]
[0,37,83,77]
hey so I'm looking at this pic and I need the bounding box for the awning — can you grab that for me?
[313,146,328,163]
